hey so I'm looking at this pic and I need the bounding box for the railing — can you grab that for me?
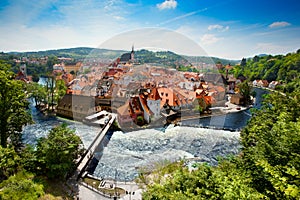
[76,114,116,179]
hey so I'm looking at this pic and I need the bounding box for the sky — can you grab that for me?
[0,0,300,59]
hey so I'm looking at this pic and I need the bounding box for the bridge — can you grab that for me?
[75,113,117,180]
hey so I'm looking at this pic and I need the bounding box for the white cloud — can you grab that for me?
[157,0,177,10]
[269,21,291,28]
[208,24,229,32]
[200,34,222,45]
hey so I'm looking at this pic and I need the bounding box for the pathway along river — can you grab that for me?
[22,88,268,182]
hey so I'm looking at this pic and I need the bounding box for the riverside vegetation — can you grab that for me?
[0,61,83,199]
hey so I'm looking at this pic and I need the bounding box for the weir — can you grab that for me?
[75,113,117,180]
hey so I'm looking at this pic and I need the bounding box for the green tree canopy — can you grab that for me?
[0,62,32,147]
[241,90,300,198]
[0,146,21,181]
[0,171,44,200]
[35,124,83,179]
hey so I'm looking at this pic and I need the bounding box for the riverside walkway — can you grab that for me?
[75,113,117,180]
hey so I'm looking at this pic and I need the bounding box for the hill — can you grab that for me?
[135,49,190,67]
[7,47,238,65]
[8,47,127,60]
[183,55,240,66]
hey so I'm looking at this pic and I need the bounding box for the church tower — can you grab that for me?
[130,45,134,62]
[20,64,27,77]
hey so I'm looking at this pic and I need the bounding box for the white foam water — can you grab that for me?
[93,126,241,181]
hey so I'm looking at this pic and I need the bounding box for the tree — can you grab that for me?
[26,82,47,107]
[0,171,44,200]
[35,124,83,179]
[32,73,40,82]
[142,160,263,199]
[0,146,21,180]
[237,81,252,105]
[54,79,67,104]
[241,91,300,198]
[240,57,247,66]
[45,75,56,112]
[0,62,32,147]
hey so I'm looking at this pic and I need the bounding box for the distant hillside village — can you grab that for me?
[11,47,283,128]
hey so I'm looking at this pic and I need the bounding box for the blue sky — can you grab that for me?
[0,0,299,59]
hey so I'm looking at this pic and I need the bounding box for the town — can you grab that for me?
[13,46,283,130]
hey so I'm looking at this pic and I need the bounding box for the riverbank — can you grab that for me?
[117,100,251,133]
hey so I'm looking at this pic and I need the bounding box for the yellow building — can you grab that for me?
[64,62,82,74]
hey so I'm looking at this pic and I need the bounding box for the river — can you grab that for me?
[22,88,268,181]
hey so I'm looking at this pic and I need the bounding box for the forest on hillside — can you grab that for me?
[232,50,300,93]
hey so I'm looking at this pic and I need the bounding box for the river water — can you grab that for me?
[22,88,268,181]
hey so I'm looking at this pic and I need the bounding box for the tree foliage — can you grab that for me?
[0,171,44,200]
[0,146,21,181]
[0,124,82,199]
[26,82,47,107]
[236,50,300,84]
[0,62,32,147]
[35,124,83,179]
[142,160,263,199]
[237,81,253,104]
[241,89,300,198]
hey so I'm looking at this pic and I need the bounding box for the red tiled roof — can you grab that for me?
[148,88,160,100]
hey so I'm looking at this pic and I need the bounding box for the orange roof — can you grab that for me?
[148,88,160,100]
[158,88,179,107]
[225,64,233,70]
[203,96,216,106]
[139,94,152,114]
[117,101,130,116]
[214,85,225,92]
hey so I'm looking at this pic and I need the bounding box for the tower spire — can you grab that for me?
[130,44,135,62]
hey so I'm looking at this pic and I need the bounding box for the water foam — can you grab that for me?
[93,126,241,181]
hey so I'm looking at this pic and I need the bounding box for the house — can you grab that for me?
[211,85,226,101]
[225,64,233,79]
[268,81,281,89]
[53,63,65,71]
[64,62,82,74]
[117,101,132,125]
[157,87,180,111]
[195,89,207,98]
[203,96,216,107]
[146,88,161,120]
[257,80,269,87]
[139,94,152,124]
[227,75,237,93]
[128,96,144,125]
[119,45,135,64]
[56,94,97,120]
[15,64,30,83]
[230,93,245,105]
[252,80,259,86]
